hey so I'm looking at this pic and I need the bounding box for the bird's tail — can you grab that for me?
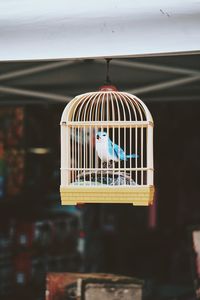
[126,154,139,159]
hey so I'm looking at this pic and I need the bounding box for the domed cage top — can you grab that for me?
[60,88,154,205]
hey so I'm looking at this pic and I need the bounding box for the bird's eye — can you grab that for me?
[103,133,106,136]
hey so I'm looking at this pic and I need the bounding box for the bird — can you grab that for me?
[95,131,138,162]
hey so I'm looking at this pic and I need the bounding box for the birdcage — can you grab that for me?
[60,85,154,206]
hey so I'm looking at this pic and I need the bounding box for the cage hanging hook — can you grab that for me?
[105,58,112,84]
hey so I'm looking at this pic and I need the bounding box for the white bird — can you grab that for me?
[95,131,138,162]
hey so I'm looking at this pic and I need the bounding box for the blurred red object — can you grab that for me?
[14,252,31,286]
[148,190,157,229]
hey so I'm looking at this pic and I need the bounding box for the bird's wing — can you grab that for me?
[112,143,125,160]
[107,140,117,159]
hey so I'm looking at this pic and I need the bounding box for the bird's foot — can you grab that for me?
[102,160,114,168]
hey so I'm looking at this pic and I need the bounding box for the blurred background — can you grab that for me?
[0,55,200,299]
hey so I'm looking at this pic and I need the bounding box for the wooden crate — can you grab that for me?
[46,272,145,300]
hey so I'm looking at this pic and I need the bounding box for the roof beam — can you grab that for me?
[105,59,200,76]
[145,95,200,102]
[127,75,200,95]
[0,85,71,102]
[0,60,76,82]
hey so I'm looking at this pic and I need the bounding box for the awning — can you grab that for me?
[0,0,200,61]
[0,55,200,105]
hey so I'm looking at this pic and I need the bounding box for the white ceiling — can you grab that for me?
[0,0,200,61]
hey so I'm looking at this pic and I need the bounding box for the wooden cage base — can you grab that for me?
[60,186,155,206]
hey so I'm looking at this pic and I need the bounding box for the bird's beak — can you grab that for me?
[97,135,100,140]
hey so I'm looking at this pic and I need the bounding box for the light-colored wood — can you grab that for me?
[60,186,154,206]
[61,125,68,186]
[147,125,154,185]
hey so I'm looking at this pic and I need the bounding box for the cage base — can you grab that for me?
[60,186,154,206]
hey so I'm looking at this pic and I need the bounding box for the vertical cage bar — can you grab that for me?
[100,95,104,186]
[122,98,126,186]
[90,125,92,185]
[78,128,81,184]
[110,93,115,186]
[113,93,121,186]
[77,126,80,185]
[71,126,74,184]
[130,126,132,186]
[147,125,154,185]
[124,125,126,185]
[106,93,109,186]
[135,125,138,185]
[86,126,88,184]
[100,93,106,186]
[141,125,144,185]
[95,125,98,186]
[118,125,120,183]
[74,127,77,184]
[90,93,100,186]
[61,123,69,186]
[67,125,71,185]
[117,94,126,186]
[101,122,103,185]
[95,92,102,186]
[83,96,93,186]
[84,125,86,185]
